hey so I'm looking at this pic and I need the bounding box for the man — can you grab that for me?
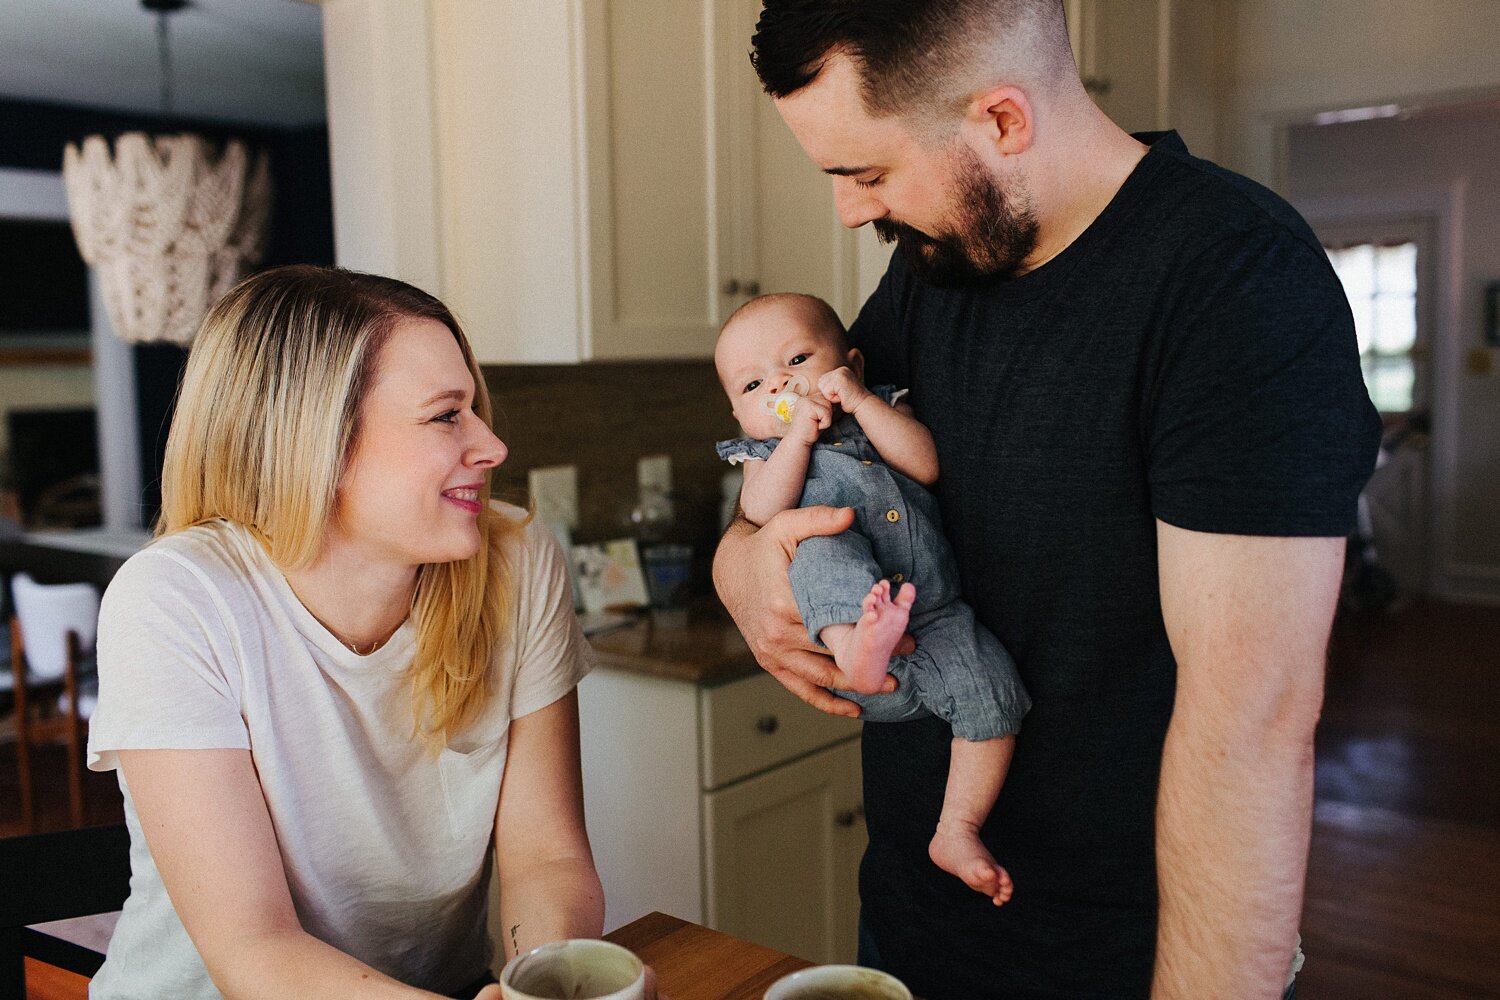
[713,2,1382,998]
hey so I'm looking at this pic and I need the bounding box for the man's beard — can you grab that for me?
[873,146,1039,288]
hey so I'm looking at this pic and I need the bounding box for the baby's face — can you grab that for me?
[715,303,858,440]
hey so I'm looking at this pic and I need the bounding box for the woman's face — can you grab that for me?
[331,315,507,569]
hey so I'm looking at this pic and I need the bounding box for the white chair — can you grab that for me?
[8,573,101,831]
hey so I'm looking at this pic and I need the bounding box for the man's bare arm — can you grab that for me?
[713,507,897,716]
[1152,523,1342,999]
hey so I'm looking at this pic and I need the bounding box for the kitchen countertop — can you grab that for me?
[0,531,135,591]
[587,601,760,686]
[2,531,761,687]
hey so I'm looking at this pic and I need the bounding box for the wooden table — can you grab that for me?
[605,912,812,1000]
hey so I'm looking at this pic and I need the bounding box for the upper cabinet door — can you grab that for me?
[583,0,717,360]
[713,0,861,329]
[590,0,856,359]
[1066,0,1227,159]
[328,0,860,364]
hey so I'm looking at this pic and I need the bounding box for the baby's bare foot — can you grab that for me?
[836,580,915,694]
[930,820,1013,906]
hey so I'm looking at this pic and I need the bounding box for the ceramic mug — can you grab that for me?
[764,964,913,1000]
[499,938,645,1000]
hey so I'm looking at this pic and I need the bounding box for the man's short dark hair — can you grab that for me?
[750,0,1072,118]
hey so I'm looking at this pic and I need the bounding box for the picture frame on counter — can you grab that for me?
[571,538,650,615]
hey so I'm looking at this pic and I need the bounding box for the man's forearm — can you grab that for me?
[1152,527,1342,999]
[1152,683,1318,999]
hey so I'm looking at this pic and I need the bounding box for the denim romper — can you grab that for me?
[717,386,1030,741]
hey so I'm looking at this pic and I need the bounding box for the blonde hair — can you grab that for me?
[160,264,524,748]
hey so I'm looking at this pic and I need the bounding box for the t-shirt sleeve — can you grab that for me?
[87,548,250,772]
[1147,227,1383,536]
[507,518,593,719]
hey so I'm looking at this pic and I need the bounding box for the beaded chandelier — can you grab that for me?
[60,0,272,345]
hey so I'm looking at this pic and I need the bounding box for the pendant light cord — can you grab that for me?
[156,10,173,116]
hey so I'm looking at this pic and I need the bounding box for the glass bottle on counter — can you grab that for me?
[629,484,692,609]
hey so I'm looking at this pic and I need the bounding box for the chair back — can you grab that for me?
[0,823,131,994]
[10,573,100,682]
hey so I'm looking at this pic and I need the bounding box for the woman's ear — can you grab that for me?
[847,346,866,382]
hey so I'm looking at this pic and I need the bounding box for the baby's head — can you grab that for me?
[715,293,864,440]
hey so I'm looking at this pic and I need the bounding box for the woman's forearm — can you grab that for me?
[496,856,606,961]
[214,926,448,1000]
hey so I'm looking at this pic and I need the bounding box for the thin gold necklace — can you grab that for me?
[318,615,401,656]
[342,633,389,656]
[286,581,407,656]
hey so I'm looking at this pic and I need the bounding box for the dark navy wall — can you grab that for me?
[0,97,335,525]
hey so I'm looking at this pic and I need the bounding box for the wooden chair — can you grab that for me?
[8,574,100,833]
[0,823,131,1000]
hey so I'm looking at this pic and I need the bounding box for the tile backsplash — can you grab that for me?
[481,361,741,572]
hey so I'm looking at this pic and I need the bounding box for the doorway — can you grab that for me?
[1313,217,1437,597]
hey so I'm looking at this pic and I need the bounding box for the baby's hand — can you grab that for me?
[788,394,832,444]
[818,367,872,415]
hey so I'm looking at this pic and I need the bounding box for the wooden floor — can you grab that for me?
[1299,600,1500,999]
[4,600,1498,998]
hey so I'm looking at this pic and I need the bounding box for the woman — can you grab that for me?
[87,266,609,998]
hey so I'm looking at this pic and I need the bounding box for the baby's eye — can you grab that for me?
[789,353,809,366]
[743,379,762,394]
[854,175,883,189]
[432,409,460,424]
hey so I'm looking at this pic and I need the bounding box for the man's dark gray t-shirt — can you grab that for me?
[848,132,1381,1000]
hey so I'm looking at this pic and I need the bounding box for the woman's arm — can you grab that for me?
[817,369,938,485]
[739,396,833,525]
[492,689,604,960]
[120,748,450,999]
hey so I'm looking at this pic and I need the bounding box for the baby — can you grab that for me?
[715,293,1031,905]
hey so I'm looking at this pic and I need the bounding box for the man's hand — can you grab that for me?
[714,506,900,716]
[817,367,872,415]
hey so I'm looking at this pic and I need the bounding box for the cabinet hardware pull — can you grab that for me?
[744,280,761,295]
[755,714,779,734]
[721,278,741,295]
[836,809,859,827]
[1083,76,1112,96]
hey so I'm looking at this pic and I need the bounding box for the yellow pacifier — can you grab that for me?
[761,374,811,424]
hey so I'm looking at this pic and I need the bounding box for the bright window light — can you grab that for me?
[1326,241,1419,414]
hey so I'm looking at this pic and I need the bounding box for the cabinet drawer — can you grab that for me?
[699,671,861,789]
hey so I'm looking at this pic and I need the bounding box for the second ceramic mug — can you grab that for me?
[764,964,913,1000]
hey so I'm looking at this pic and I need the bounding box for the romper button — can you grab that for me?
[892,573,904,583]
[833,441,844,446]
[861,460,872,466]
[886,509,900,523]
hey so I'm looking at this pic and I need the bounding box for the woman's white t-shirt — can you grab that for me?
[85,508,591,999]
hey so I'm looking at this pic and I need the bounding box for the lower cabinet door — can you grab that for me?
[703,738,865,964]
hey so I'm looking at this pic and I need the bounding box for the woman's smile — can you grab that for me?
[442,483,485,514]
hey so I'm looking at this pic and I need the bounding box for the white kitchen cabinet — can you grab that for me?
[576,665,866,964]
[595,0,863,356]
[1066,0,1229,158]
[704,737,865,965]
[325,1,887,362]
